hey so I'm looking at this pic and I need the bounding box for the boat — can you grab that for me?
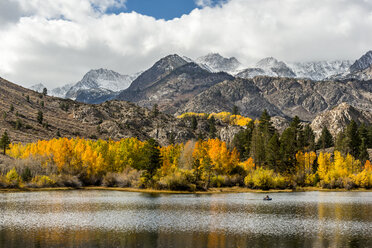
[263,198,272,201]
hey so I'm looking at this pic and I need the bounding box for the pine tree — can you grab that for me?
[359,138,369,164]
[316,126,334,150]
[232,105,239,115]
[152,104,159,117]
[250,126,265,167]
[266,132,281,171]
[142,138,161,182]
[345,120,361,157]
[208,116,217,138]
[279,127,296,173]
[37,111,43,124]
[0,131,11,155]
[42,88,47,96]
[10,104,14,112]
[191,116,198,130]
[303,124,315,151]
[232,120,254,161]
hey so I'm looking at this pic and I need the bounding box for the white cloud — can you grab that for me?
[0,0,372,88]
[195,0,213,7]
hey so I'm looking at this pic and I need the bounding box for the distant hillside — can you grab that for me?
[0,77,240,146]
[311,103,372,139]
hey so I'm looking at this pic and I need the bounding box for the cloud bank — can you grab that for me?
[0,0,372,88]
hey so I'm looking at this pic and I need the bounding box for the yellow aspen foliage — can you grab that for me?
[239,157,255,172]
[177,112,252,127]
[317,152,332,180]
[365,160,372,171]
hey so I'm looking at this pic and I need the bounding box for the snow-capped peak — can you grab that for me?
[196,53,242,74]
[29,83,46,93]
[65,68,139,100]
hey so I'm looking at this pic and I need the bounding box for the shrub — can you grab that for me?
[156,170,196,191]
[244,167,275,190]
[53,174,82,188]
[30,175,56,188]
[6,168,22,187]
[102,169,141,188]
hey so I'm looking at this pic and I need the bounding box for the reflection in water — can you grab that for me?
[0,191,371,247]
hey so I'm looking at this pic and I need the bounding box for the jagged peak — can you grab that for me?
[350,50,372,72]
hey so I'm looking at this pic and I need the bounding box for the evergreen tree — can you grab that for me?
[142,138,161,182]
[0,131,11,155]
[37,111,43,124]
[279,127,296,173]
[303,124,315,151]
[42,87,48,96]
[250,126,265,167]
[191,116,198,130]
[335,131,347,155]
[232,120,254,161]
[366,125,372,148]
[316,126,334,150]
[359,138,369,164]
[266,132,281,171]
[152,104,159,117]
[10,104,14,112]
[345,120,361,157]
[208,116,217,138]
[232,105,239,115]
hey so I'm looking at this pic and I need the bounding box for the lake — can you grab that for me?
[0,190,371,248]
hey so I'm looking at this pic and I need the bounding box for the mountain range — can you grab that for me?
[29,50,372,106]
[25,51,372,124]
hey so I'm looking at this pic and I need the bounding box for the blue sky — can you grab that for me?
[108,0,219,20]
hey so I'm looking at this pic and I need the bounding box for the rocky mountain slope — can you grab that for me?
[176,76,372,121]
[177,78,284,118]
[350,51,372,72]
[0,77,240,146]
[310,103,372,139]
[117,56,234,114]
[329,51,372,81]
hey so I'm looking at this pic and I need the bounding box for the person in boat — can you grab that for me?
[264,195,270,200]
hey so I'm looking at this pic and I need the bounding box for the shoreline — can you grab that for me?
[0,186,372,194]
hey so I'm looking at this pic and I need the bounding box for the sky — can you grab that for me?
[0,0,371,88]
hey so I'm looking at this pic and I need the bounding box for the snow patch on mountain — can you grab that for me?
[66,68,138,100]
[289,60,352,81]
[29,83,46,93]
[196,53,242,74]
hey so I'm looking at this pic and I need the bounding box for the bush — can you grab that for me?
[244,167,275,190]
[156,170,196,191]
[102,169,141,188]
[6,168,22,187]
[53,174,82,188]
[30,175,56,188]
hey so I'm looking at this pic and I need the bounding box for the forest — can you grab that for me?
[1,110,372,191]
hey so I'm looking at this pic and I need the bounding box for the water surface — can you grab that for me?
[0,190,371,247]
